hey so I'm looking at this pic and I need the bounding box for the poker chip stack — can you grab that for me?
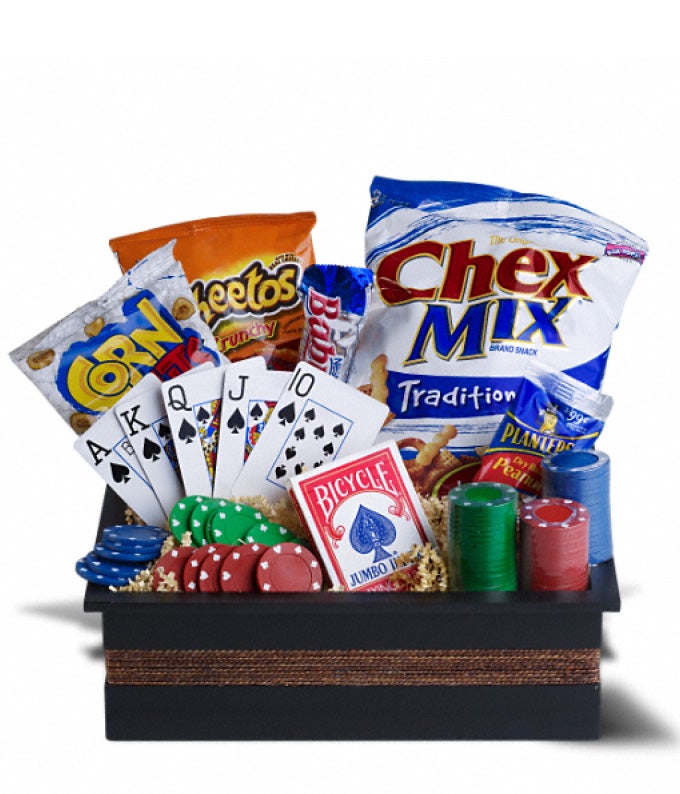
[542,450,612,564]
[519,498,590,592]
[75,525,168,587]
[153,541,324,593]
[168,495,301,549]
[447,483,518,592]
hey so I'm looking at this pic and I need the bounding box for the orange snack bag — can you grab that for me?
[110,213,316,370]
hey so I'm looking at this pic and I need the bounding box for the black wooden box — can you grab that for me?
[84,489,620,740]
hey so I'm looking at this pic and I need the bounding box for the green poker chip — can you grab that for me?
[448,482,517,510]
[189,498,230,546]
[447,482,518,592]
[243,519,301,547]
[207,502,263,545]
[168,495,210,543]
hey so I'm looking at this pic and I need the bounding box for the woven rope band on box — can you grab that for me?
[106,648,599,687]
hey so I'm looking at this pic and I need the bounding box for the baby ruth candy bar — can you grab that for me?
[298,263,373,382]
[10,241,222,433]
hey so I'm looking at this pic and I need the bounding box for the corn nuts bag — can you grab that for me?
[10,242,222,433]
[348,176,648,496]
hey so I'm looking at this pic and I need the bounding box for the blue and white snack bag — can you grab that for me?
[348,176,647,495]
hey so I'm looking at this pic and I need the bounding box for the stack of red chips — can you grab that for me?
[519,498,590,592]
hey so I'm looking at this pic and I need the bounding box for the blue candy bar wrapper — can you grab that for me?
[299,264,373,382]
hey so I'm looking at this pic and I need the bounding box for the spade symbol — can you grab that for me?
[110,462,131,484]
[143,437,161,462]
[294,462,304,475]
[178,418,197,443]
[313,425,325,440]
[322,442,334,456]
[158,422,171,439]
[250,403,263,421]
[275,464,287,479]
[227,408,245,434]
[294,428,306,441]
[304,407,316,422]
[349,505,397,563]
[333,423,344,437]
[313,461,323,468]
[285,446,296,460]
[277,402,296,426]
[196,406,210,425]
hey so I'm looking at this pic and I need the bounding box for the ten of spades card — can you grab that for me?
[231,362,389,502]
[289,441,436,591]
[161,363,228,496]
[213,357,289,498]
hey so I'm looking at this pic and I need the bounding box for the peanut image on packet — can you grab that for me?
[110,213,316,370]
[9,242,222,432]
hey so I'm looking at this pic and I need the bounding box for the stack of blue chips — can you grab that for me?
[541,450,612,564]
[75,524,169,587]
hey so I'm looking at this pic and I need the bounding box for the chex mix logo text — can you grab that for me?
[375,239,596,365]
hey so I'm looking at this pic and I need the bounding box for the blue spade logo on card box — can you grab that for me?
[349,505,397,564]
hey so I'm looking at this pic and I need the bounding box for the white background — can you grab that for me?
[2,6,679,792]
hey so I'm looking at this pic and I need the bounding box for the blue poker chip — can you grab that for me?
[84,551,147,579]
[75,558,130,587]
[103,524,169,547]
[99,536,164,555]
[93,543,161,563]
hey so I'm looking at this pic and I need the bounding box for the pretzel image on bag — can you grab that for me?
[348,176,648,495]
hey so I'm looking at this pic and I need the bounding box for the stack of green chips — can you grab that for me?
[448,482,518,592]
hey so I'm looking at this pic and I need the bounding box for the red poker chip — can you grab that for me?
[152,547,195,592]
[256,542,324,593]
[182,545,219,593]
[520,498,588,528]
[519,497,589,592]
[219,543,267,592]
[197,544,235,592]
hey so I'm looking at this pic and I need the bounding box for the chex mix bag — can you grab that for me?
[348,176,647,496]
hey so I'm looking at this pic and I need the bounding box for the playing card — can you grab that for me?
[213,357,289,498]
[231,362,390,502]
[115,374,184,515]
[74,401,166,527]
[161,363,229,496]
[289,442,436,591]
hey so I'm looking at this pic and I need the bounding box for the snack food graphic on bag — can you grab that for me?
[110,213,316,370]
[349,176,648,495]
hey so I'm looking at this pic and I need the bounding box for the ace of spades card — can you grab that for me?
[213,357,289,498]
[74,402,166,526]
[115,374,184,514]
[231,362,390,502]
[161,362,228,496]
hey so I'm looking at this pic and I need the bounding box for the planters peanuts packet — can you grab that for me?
[474,362,612,495]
